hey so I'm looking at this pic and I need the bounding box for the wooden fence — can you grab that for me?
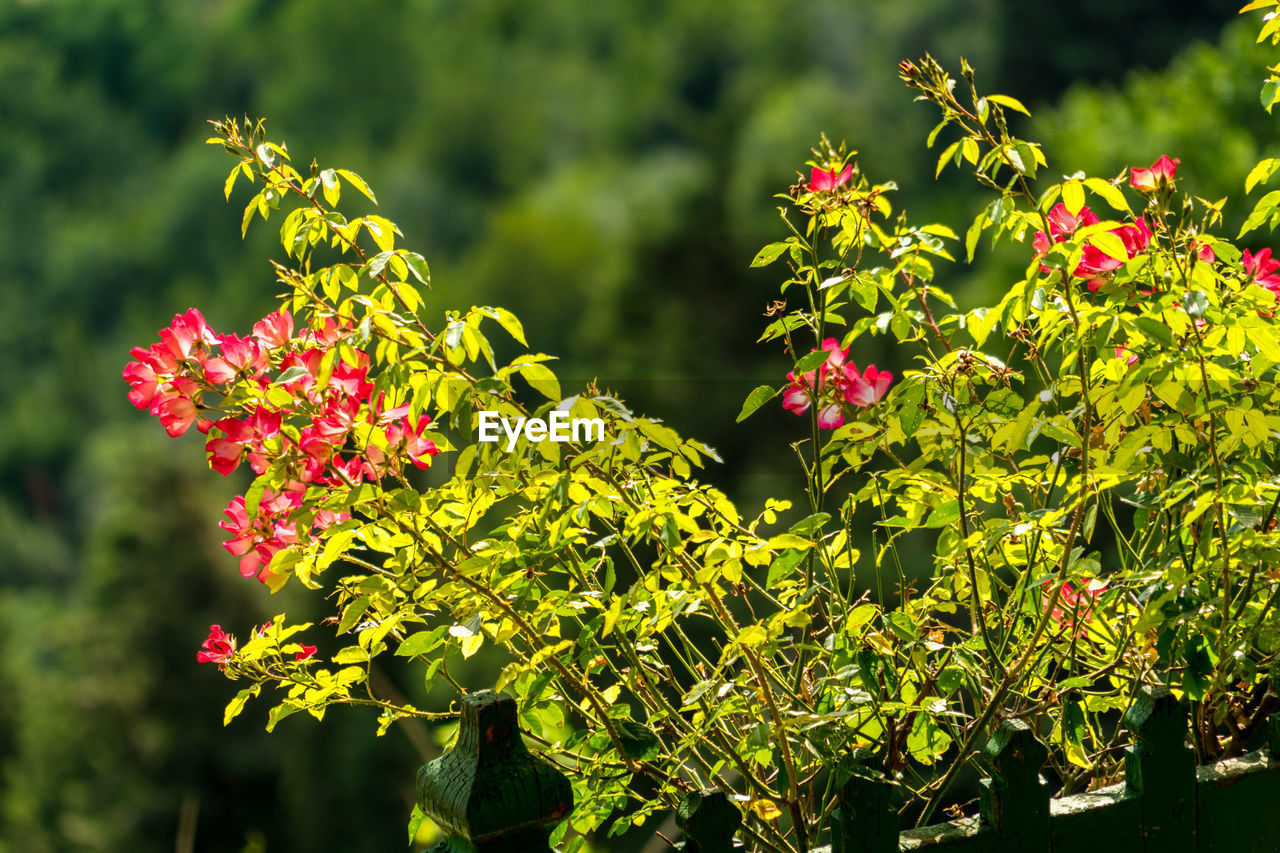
[415,686,1280,852]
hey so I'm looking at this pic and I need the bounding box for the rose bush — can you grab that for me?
[125,6,1280,849]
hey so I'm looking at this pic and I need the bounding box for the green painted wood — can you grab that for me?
[810,738,1280,853]
[1123,685,1195,852]
[828,764,898,853]
[674,790,742,852]
[1268,708,1280,760]
[899,816,993,851]
[415,690,573,853]
[1195,750,1280,852]
[1049,779,1142,850]
[978,719,1051,850]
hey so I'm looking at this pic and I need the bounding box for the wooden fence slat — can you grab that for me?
[674,790,741,852]
[828,763,898,853]
[978,719,1051,849]
[415,690,573,852]
[1122,685,1196,852]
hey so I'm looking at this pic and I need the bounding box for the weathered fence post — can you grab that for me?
[1123,684,1195,850]
[416,690,573,852]
[978,718,1051,849]
[674,790,741,852]
[828,761,898,853]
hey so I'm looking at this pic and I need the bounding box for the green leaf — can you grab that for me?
[1134,316,1173,346]
[407,804,428,846]
[488,306,526,345]
[277,365,311,384]
[1062,181,1085,215]
[1090,231,1128,262]
[338,596,372,634]
[396,627,447,658]
[965,210,987,262]
[320,168,340,207]
[335,169,377,204]
[255,143,277,168]
[1238,189,1280,237]
[1184,290,1209,319]
[737,385,777,422]
[793,349,831,374]
[897,380,927,435]
[660,514,681,549]
[1084,178,1130,214]
[1263,80,1280,113]
[224,686,259,726]
[936,141,960,177]
[266,702,301,733]
[616,720,661,761]
[924,500,960,528]
[518,362,560,400]
[1246,158,1280,194]
[750,242,790,268]
[988,94,1030,116]
[403,251,431,286]
[364,249,394,279]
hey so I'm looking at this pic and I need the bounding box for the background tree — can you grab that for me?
[0,0,1259,850]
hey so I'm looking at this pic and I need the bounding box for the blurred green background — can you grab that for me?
[0,0,1271,849]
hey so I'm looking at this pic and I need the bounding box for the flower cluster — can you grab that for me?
[1032,203,1151,290]
[196,623,316,665]
[197,624,235,665]
[781,338,891,428]
[123,307,442,586]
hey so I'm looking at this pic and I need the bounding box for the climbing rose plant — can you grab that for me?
[126,8,1280,850]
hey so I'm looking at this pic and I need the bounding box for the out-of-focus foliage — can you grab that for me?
[1034,18,1276,216]
[0,0,1259,849]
